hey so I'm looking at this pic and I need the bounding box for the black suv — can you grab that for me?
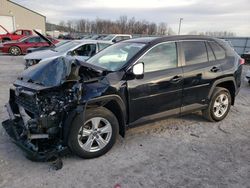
[2,36,243,161]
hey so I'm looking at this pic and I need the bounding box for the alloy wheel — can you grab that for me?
[77,117,112,152]
[10,47,21,56]
[213,93,229,118]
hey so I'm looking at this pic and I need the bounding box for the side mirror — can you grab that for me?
[112,39,116,43]
[132,62,144,76]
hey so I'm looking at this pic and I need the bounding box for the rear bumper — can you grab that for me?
[2,102,69,161]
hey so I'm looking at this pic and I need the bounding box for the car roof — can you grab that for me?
[122,35,218,44]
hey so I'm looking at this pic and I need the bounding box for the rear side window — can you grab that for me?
[182,41,208,65]
[140,42,177,73]
[209,42,226,60]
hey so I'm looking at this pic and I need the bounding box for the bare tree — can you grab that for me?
[53,16,175,36]
[157,22,167,35]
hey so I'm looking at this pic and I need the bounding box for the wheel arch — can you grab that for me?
[9,45,22,55]
[2,37,11,41]
[208,77,237,105]
[87,95,127,137]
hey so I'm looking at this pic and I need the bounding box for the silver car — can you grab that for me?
[24,40,112,67]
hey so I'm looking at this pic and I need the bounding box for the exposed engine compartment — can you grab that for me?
[2,57,106,162]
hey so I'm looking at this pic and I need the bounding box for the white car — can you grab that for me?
[24,40,112,67]
[102,34,132,43]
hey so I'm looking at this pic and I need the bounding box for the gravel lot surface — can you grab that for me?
[0,56,249,188]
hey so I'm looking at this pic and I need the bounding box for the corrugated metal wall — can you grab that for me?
[222,37,250,55]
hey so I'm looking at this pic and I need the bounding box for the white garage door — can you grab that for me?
[0,16,15,34]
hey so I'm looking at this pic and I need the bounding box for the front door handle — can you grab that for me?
[210,66,220,72]
[170,75,183,83]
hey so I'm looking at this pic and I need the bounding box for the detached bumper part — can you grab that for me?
[2,103,69,162]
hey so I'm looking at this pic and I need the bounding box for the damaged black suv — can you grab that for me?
[2,36,243,161]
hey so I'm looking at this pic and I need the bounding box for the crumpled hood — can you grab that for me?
[24,49,64,60]
[18,56,107,87]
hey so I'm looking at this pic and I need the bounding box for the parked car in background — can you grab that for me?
[0,35,58,56]
[90,34,108,40]
[27,40,70,53]
[2,36,243,161]
[0,25,33,43]
[24,40,113,67]
[102,34,132,43]
[246,68,250,85]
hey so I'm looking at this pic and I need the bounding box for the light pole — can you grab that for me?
[178,18,183,35]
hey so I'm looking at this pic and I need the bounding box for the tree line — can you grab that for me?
[46,15,236,37]
[47,16,175,35]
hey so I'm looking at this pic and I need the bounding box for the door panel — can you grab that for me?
[181,41,225,108]
[127,68,183,122]
[127,42,183,123]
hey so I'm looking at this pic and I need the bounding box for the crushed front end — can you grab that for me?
[2,57,107,161]
[1,57,87,161]
[2,84,80,161]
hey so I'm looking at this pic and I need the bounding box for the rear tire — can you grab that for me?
[68,107,119,159]
[9,46,21,56]
[202,87,231,122]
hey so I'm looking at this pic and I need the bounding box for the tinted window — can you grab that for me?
[114,36,123,42]
[140,42,177,73]
[73,44,96,57]
[182,41,208,65]
[27,37,40,43]
[209,42,226,60]
[23,31,30,36]
[98,43,111,51]
[206,43,216,61]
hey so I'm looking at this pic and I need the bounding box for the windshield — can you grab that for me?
[87,42,146,71]
[102,34,115,41]
[19,57,73,87]
[53,41,81,52]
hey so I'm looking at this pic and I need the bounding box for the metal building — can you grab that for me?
[0,0,46,34]
[223,37,250,55]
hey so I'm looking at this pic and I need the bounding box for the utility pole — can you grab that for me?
[178,18,183,35]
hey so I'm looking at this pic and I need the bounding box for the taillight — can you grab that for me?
[239,58,245,65]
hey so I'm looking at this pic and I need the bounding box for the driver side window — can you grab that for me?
[140,42,178,73]
[73,44,96,56]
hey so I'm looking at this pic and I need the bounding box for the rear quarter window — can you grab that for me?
[206,42,216,61]
[209,42,226,60]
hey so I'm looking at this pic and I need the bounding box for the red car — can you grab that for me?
[0,25,33,42]
[0,35,59,55]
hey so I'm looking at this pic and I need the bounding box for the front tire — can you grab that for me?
[68,107,119,159]
[9,46,21,56]
[202,87,231,122]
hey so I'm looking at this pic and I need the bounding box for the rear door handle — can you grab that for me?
[170,75,183,83]
[210,66,220,72]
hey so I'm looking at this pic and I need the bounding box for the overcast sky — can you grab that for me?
[14,0,250,36]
